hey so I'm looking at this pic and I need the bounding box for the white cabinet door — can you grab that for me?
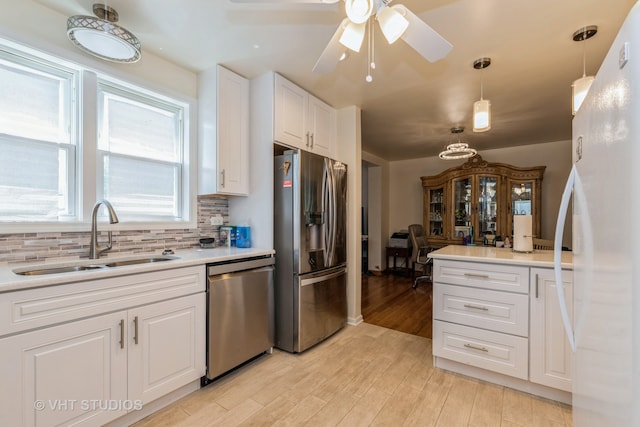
[128,293,206,405]
[0,311,128,427]
[308,94,335,158]
[217,65,249,195]
[274,74,307,149]
[529,268,573,392]
[198,65,249,196]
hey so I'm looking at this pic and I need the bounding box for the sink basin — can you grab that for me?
[13,255,179,276]
[14,265,105,276]
[103,256,177,267]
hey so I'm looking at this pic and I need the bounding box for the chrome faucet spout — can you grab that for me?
[89,199,120,259]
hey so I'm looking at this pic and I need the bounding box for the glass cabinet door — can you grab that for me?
[509,181,533,236]
[427,186,445,238]
[453,177,472,240]
[478,176,499,238]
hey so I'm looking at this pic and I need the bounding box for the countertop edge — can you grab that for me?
[0,247,275,293]
[428,246,573,270]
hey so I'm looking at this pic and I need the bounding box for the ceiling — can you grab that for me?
[28,0,636,160]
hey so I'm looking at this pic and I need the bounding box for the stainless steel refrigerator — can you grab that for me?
[274,149,347,353]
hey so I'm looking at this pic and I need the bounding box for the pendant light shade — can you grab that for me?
[572,26,597,115]
[67,4,141,63]
[345,0,373,24]
[472,57,491,133]
[377,6,409,44]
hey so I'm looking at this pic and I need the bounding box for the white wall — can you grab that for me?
[388,140,573,248]
[362,152,390,273]
[337,106,363,325]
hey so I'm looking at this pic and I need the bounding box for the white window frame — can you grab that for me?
[0,38,196,233]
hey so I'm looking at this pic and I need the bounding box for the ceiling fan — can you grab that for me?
[230,0,453,74]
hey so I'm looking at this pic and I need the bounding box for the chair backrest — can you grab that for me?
[408,224,427,263]
[533,238,554,250]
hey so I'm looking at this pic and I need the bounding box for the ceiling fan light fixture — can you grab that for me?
[572,25,597,115]
[339,21,366,52]
[345,0,373,24]
[377,6,409,44]
[67,4,141,63]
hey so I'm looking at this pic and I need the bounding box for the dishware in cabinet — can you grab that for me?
[425,184,447,241]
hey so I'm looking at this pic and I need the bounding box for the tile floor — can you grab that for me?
[135,323,572,426]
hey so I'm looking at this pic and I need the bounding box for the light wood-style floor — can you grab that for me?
[135,323,573,426]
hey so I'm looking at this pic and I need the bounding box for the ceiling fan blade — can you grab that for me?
[313,18,350,74]
[229,0,339,3]
[393,4,452,62]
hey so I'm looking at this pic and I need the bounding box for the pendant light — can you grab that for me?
[472,57,491,133]
[439,127,477,160]
[572,25,597,115]
[67,3,141,63]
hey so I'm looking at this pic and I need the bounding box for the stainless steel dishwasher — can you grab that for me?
[205,255,275,380]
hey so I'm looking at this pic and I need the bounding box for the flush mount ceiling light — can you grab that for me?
[67,3,141,63]
[439,127,477,160]
[473,57,491,133]
[572,25,597,115]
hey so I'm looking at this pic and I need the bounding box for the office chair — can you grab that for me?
[408,224,432,289]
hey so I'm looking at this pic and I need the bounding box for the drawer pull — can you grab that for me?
[464,343,489,352]
[464,304,489,311]
[464,273,490,279]
[119,319,125,349]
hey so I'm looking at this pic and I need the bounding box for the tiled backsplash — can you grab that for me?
[0,196,229,264]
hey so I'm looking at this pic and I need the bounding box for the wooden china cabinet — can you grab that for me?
[421,155,546,247]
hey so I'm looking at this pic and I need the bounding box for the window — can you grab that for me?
[0,38,194,230]
[0,48,77,221]
[97,81,186,221]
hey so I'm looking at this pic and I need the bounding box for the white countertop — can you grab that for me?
[428,245,573,269]
[0,247,275,293]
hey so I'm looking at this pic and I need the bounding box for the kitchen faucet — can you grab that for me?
[89,199,120,259]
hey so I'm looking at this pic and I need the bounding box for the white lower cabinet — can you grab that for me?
[432,258,573,402]
[529,267,573,392]
[0,266,206,427]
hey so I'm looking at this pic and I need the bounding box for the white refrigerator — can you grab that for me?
[554,2,640,425]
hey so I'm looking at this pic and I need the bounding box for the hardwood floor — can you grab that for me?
[361,272,433,339]
[134,323,573,427]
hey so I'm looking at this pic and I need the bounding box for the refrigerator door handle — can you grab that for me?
[553,165,576,352]
[300,266,346,285]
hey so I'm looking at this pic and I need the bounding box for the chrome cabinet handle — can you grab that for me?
[464,273,489,279]
[306,131,310,147]
[464,304,489,311]
[464,343,489,352]
[221,169,225,187]
[310,133,314,148]
[133,316,139,345]
[119,319,125,349]
[535,273,539,298]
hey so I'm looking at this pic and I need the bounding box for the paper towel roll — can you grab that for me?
[513,215,533,252]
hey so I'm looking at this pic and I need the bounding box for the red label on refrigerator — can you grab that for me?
[283,180,292,187]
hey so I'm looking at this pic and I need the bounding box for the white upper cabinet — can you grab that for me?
[198,65,249,196]
[274,74,335,158]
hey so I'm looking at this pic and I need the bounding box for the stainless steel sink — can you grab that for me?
[103,256,177,267]
[13,255,179,276]
[14,265,106,276]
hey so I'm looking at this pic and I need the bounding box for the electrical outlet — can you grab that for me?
[210,215,224,226]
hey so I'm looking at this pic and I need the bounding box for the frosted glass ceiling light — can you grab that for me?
[439,127,477,160]
[339,21,366,52]
[472,57,491,133]
[377,5,409,44]
[67,3,141,63]
[572,25,597,115]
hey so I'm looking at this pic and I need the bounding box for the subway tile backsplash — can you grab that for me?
[0,196,229,264]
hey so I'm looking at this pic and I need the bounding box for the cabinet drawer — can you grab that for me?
[433,284,529,337]
[0,266,205,337]
[433,260,529,294]
[433,320,528,380]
